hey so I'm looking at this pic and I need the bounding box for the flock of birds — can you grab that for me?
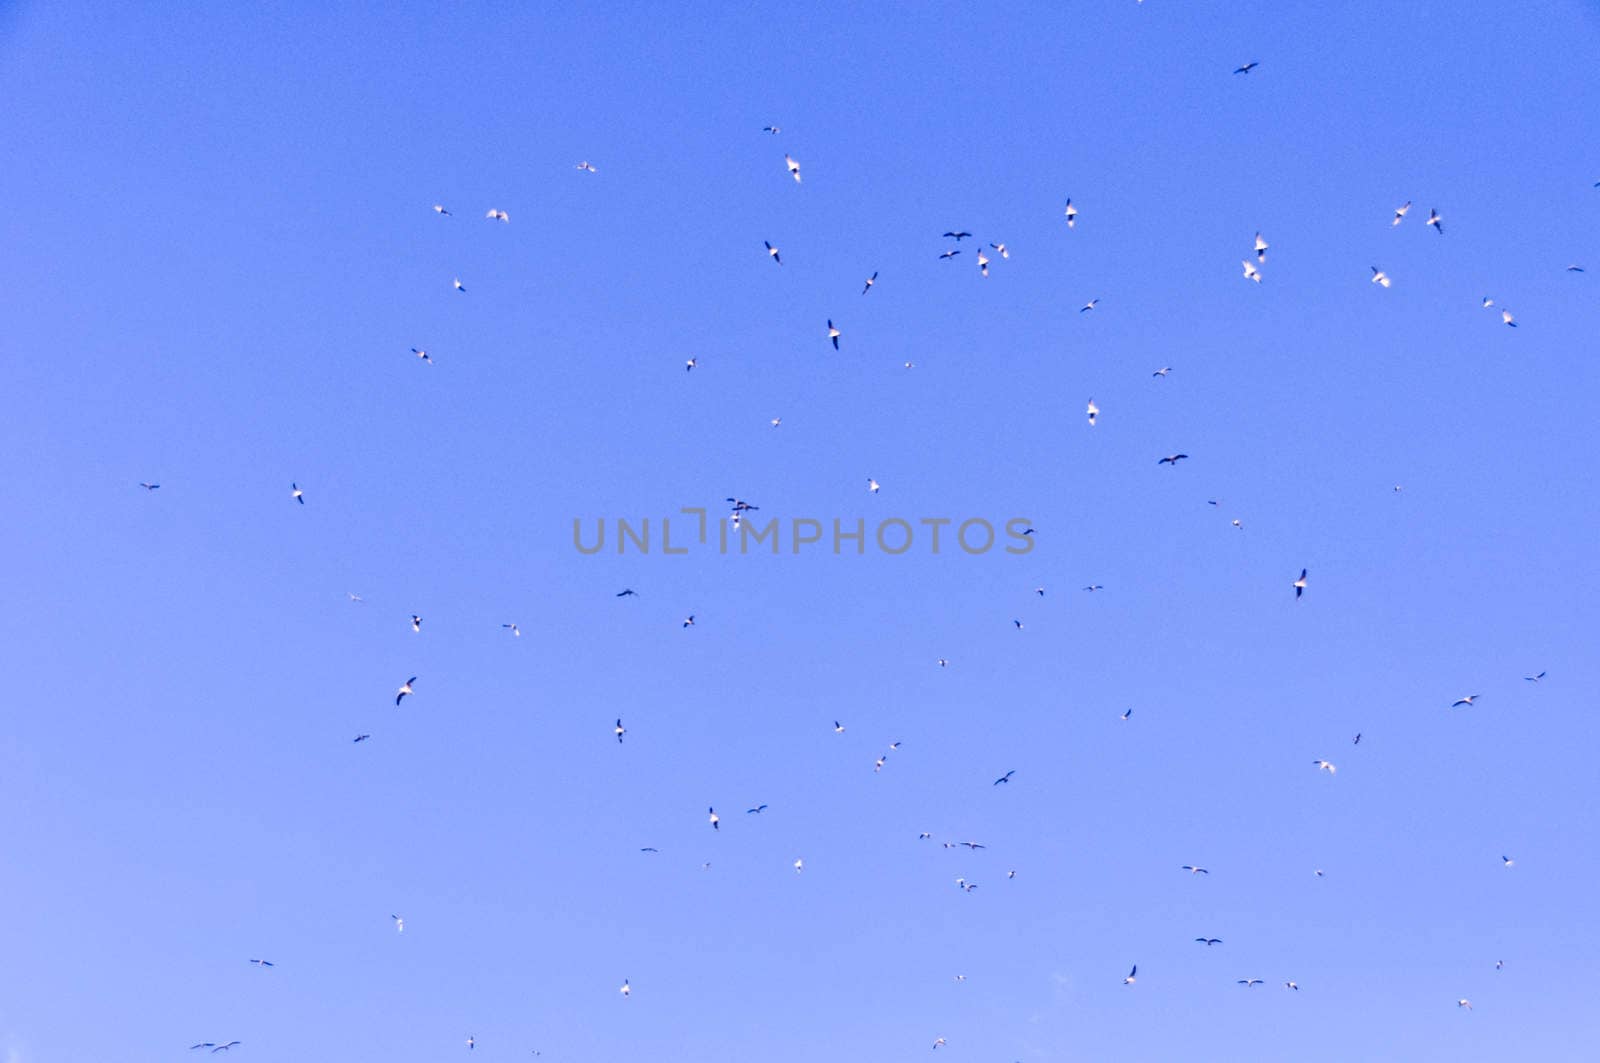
[115,46,1595,1060]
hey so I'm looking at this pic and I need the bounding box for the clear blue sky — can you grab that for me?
[3,2,1599,1060]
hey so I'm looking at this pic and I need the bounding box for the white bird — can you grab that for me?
[1121,708,1132,720]
[874,756,885,773]
[1152,366,1172,377]
[1285,981,1299,990]
[485,209,509,223]
[1086,399,1099,426]
[1242,259,1261,283]
[391,914,404,933]
[433,204,452,216]
[1122,965,1137,985]
[1370,267,1391,288]
[1482,296,1495,308]
[976,248,990,277]
[1231,519,1242,529]
[990,242,1009,258]
[291,483,304,504]
[396,677,416,706]
[1427,208,1443,234]
[410,615,422,633]
[412,347,432,364]
[1393,201,1411,226]
[1181,865,1209,875]
[762,125,780,134]
[1501,309,1517,327]
[793,858,804,873]
[620,979,630,997]
[708,807,719,830]
[1457,999,1472,1010]
[867,478,880,493]
[466,1036,475,1050]
[764,240,782,265]
[833,720,846,733]
[1253,232,1269,262]
[937,658,949,667]
[1064,199,1078,227]
[685,357,697,372]
[347,593,363,603]
[933,1038,947,1049]
[1525,671,1546,683]
[1314,759,1337,775]
[1502,855,1514,868]
[1080,297,1099,312]
[576,161,597,173]
[1452,695,1480,708]
[614,718,625,744]
[502,623,520,636]
[784,154,802,183]
[1238,979,1264,988]
[1294,569,1308,599]
[453,277,466,292]
[862,271,877,294]
[770,417,781,428]
[827,320,841,349]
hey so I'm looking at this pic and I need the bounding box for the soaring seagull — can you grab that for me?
[1158,454,1189,465]
[1234,61,1259,74]
[396,677,416,706]
[1294,569,1308,599]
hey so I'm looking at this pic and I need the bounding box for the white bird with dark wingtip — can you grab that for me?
[1314,759,1337,775]
[1285,981,1299,990]
[614,718,625,744]
[1502,309,1517,327]
[1242,259,1261,283]
[762,125,780,134]
[1452,695,1480,708]
[1122,965,1137,985]
[784,154,801,183]
[764,240,781,265]
[453,277,466,292]
[391,914,404,933]
[1238,979,1264,988]
[827,320,841,349]
[411,615,422,633]
[1502,855,1514,867]
[1181,865,1209,875]
[867,478,880,493]
[1293,569,1308,599]
[1080,297,1099,312]
[412,347,432,364]
[1086,399,1099,426]
[140,482,160,490]
[291,483,304,504]
[433,204,452,216]
[1064,199,1078,227]
[576,161,597,173]
[1427,208,1443,234]
[1153,366,1171,377]
[990,242,1009,259]
[1525,671,1546,683]
[396,677,416,706]
[1371,267,1391,288]
[1457,999,1472,1010]
[1253,232,1268,262]
[502,623,520,636]
[862,271,877,294]
[708,807,719,830]
[976,248,990,277]
[793,858,803,873]
[1393,201,1411,226]
[619,979,630,996]
[485,209,509,223]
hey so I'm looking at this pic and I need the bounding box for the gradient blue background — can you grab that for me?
[3,2,1598,1060]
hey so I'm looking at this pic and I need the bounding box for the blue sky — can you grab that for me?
[3,1,1599,1060]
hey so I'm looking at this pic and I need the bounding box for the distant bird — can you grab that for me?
[1371,267,1391,288]
[1482,296,1495,308]
[937,658,949,667]
[770,417,781,428]
[139,482,160,490]
[1525,671,1546,683]
[1231,519,1242,529]
[1567,265,1585,272]
[391,914,404,933]
[433,204,452,216]
[954,974,966,982]
[793,858,804,873]
[640,847,658,853]
[410,615,422,633]
[1158,453,1189,465]
[682,614,695,627]
[874,756,886,773]
[1427,208,1443,234]
[784,154,802,183]
[1195,938,1222,947]
[1121,708,1132,720]
[833,720,846,733]
[466,1036,475,1050]
[867,478,881,493]
[353,734,370,743]
[1234,61,1259,74]
[1152,366,1171,377]
[192,1044,241,1054]
[1293,569,1308,599]
[1238,979,1264,988]
[1496,960,1503,970]
[762,125,780,134]
[1012,619,1023,629]
[976,248,989,276]
[1314,869,1324,877]
[575,161,597,173]
[764,240,782,265]
[620,979,630,997]
[1501,855,1514,868]
[747,804,768,814]
[1080,297,1099,312]
[1314,759,1337,775]
[1451,695,1480,708]
[862,271,877,294]
[1393,202,1411,226]
[617,588,639,597]
[1353,733,1362,745]
[614,718,625,744]
[1064,200,1078,227]
[1242,259,1261,283]
[1285,981,1299,990]
[1007,869,1016,879]
[453,277,466,292]
[1181,865,1209,875]
[938,249,961,260]
[827,320,841,349]
[1254,232,1269,262]
[249,958,274,967]
[1501,309,1517,327]
[1457,999,1472,1010]
[933,1038,947,1049]
[943,231,972,241]
[412,347,432,364]
[1122,965,1137,985]
[291,482,305,504]
[708,807,719,830]
[1086,398,1099,426]
[485,208,509,223]
[1035,586,1045,596]
[990,242,1009,258]
[1084,584,1103,592]
[502,623,520,637]
[685,357,696,372]
[994,770,1015,786]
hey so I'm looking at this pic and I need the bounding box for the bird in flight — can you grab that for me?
[433,204,451,216]
[1501,309,1517,327]
[764,240,782,265]
[1121,708,1132,720]
[1012,619,1023,629]
[139,482,160,490]
[412,347,432,364]
[1195,938,1222,947]
[620,979,631,997]
[466,1036,475,1050]
[770,417,781,428]
[1242,259,1262,283]
[1370,267,1391,288]
[1231,519,1242,530]
[1158,453,1189,466]
[1567,264,1586,272]
[249,958,274,967]
[1314,759,1337,775]
[784,154,802,183]
[990,242,1009,258]
[575,161,597,173]
[1502,855,1515,868]
[1122,965,1137,985]
[708,807,720,830]
[485,208,509,223]
[1293,569,1308,599]
[1234,61,1259,74]
[1427,208,1443,234]
[833,720,846,733]
[685,357,696,372]
[353,734,370,743]
[1086,398,1099,426]
[410,615,422,633]
[1451,695,1480,707]
[793,858,804,873]
[943,231,972,241]
[1181,865,1209,875]
[190,1043,242,1053]
[291,482,305,504]
[976,248,989,276]
[1496,960,1504,970]
[937,658,949,667]
[762,125,780,134]
[994,770,1015,786]
[396,677,416,706]
[938,249,961,260]
[391,914,404,933]
[867,478,881,493]
[932,1038,947,1049]
[614,718,625,744]
[502,623,520,637]
[1152,366,1171,377]
[1253,232,1268,262]
[827,320,841,349]
[1393,202,1411,226]
[682,614,696,628]
[1353,733,1362,745]
[874,755,886,773]
[1238,979,1264,988]
[747,804,768,814]
[1080,297,1100,312]
[616,588,638,598]
[640,847,658,853]
[1064,199,1078,227]
[453,277,466,292]
[1457,999,1473,1010]
[1525,671,1546,683]
[862,271,877,294]
[1285,981,1299,990]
